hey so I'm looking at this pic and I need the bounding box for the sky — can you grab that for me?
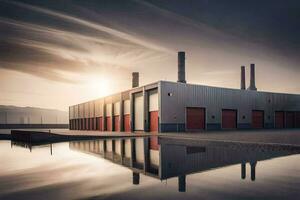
[0,0,299,111]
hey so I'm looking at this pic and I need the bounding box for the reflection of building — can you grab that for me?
[69,137,300,192]
[69,52,300,132]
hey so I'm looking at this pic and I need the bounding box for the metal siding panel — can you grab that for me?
[124,100,130,115]
[114,102,120,116]
[134,94,144,131]
[106,104,112,117]
[89,101,95,118]
[84,103,89,118]
[149,92,159,111]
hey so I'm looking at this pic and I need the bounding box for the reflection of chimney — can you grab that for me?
[178,175,186,192]
[250,161,257,181]
[177,51,186,83]
[132,72,139,88]
[241,163,246,179]
[241,66,246,90]
[132,172,140,185]
[248,64,257,91]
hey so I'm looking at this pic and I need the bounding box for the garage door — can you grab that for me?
[186,107,205,130]
[150,111,159,132]
[296,112,300,128]
[252,110,264,128]
[96,117,103,131]
[222,109,237,129]
[275,111,284,128]
[114,116,120,131]
[124,114,131,132]
[134,93,144,131]
[285,112,295,128]
[106,117,112,131]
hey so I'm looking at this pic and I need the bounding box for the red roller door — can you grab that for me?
[286,112,295,128]
[124,114,131,132]
[114,116,120,132]
[97,117,103,131]
[275,111,284,128]
[150,136,159,150]
[252,110,264,128]
[89,118,94,130]
[150,111,159,132]
[222,109,237,129]
[295,112,300,128]
[106,117,112,131]
[80,119,84,130]
[86,118,90,130]
[186,107,205,130]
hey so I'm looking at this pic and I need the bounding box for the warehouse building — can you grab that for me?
[69,52,300,132]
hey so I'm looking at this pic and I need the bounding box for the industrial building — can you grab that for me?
[69,52,300,133]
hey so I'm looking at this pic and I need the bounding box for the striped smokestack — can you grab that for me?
[241,66,246,90]
[132,72,139,88]
[177,51,186,83]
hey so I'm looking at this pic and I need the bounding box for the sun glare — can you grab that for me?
[85,76,111,98]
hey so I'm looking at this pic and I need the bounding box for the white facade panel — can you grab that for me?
[123,100,130,115]
[89,101,95,118]
[115,140,121,155]
[95,99,103,117]
[79,104,84,118]
[74,105,78,119]
[134,94,144,130]
[149,92,159,112]
[84,103,89,118]
[106,104,112,117]
[124,139,131,158]
[135,138,144,163]
[114,102,120,116]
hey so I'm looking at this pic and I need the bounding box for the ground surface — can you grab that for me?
[1,128,300,146]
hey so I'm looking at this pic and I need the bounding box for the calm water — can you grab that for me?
[0,137,300,200]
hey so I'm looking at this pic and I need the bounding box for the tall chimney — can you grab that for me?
[248,63,257,91]
[241,66,246,90]
[132,72,139,88]
[177,51,186,83]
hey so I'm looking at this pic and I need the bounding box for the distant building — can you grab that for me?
[69,52,300,132]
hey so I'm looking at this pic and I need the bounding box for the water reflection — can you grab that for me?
[69,136,300,192]
[11,140,53,155]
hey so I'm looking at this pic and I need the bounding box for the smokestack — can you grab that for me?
[241,66,246,90]
[177,51,186,83]
[248,63,257,91]
[132,72,139,88]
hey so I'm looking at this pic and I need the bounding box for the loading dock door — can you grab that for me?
[222,109,237,129]
[124,114,131,132]
[149,91,159,132]
[114,116,120,131]
[186,107,205,130]
[134,94,144,131]
[150,111,159,132]
[296,112,300,128]
[285,112,295,128]
[106,117,112,131]
[252,110,264,128]
[275,111,284,128]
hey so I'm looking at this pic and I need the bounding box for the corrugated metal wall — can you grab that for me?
[160,81,300,131]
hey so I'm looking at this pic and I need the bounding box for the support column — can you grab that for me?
[143,88,149,132]
[130,93,134,132]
